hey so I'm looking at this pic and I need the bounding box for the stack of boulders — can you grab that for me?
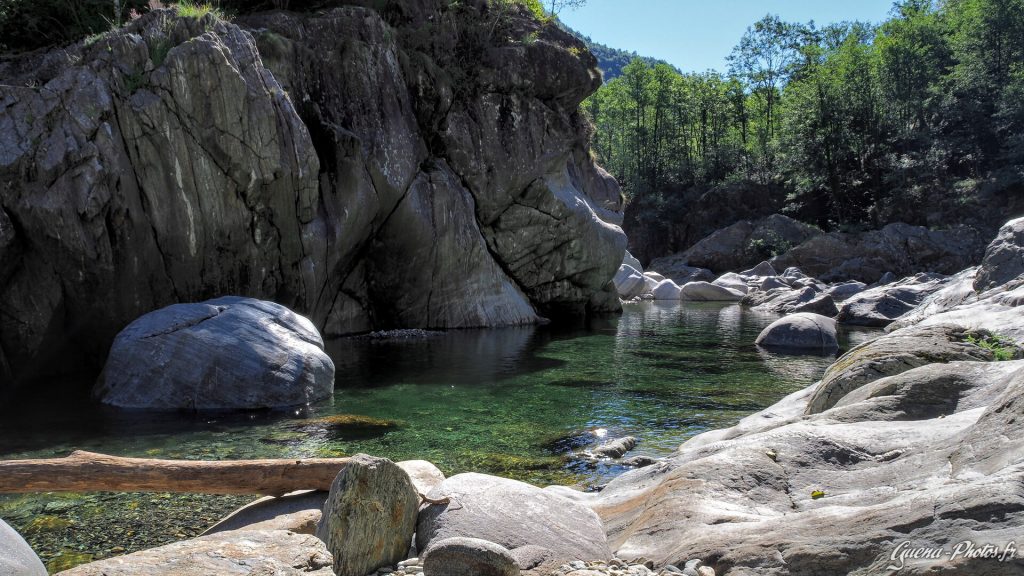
[623,219,1024,354]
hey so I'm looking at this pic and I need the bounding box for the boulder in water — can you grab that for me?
[94,297,334,410]
[755,313,838,352]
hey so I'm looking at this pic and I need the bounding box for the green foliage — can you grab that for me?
[590,0,1024,249]
[964,332,1020,361]
[175,0,222,20]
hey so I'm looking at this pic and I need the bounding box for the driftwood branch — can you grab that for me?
[0,450,348,496]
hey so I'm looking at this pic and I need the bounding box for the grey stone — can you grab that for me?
[0,519,46,576]
[755,313,838,352]
[680,282,745,302]
[974,216,1024,292]
[679,215,821,273]
[94,297,334,410]
[316,454,420,576]
[417,473,610,567]
[651,280,682,301]
[805,324,994,414]
[759,276,789,291]
[422,537,520,576]
[824,281,867,302]
[56,530,333,575]
[770,223,983,283]
[203,490,326,536]
[623,251,643,273]
[740,261,779,278]
[397,459,446,496]
[614,265,647,299]
[593,436,639,458]
[646,254,716,286]
[837,273,953,327]
[711,272,749,294]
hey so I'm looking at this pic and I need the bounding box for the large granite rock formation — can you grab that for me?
[0,1,626,394]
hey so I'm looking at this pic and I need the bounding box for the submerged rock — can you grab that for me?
[592,436,639,459]
[316,454,419,576]
[94,297,334,410]
[56,530,333,575]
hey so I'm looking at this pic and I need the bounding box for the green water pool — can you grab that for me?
[0,302,877,572]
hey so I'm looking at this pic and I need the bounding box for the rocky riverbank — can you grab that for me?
[3,217,1020,575]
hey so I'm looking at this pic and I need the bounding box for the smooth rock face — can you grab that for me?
[711,272,749,294]
[56,530,334,575]
[645,254,715,286]
[0,519,47,576]
[755,313,838,352]
[422,537,521,576]
[94,297,334,410]
[416,473,610,570]
[974,216,1024,292]
[677,215,821,273]
[836,273,951,327]
[591,357,1024,575]
[316,454,420,576]
[614,265,647,299]
[679,282,744,302]
[397,460,446,496]
[651,280,682,300]
[0,5,626,393]
[203,490,327,536]
[805,324,994,414]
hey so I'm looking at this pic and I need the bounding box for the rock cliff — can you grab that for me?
[0,1,626,392]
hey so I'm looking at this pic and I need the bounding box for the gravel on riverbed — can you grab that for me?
[369,557,716,576]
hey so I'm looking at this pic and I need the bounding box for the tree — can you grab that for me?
[546,0,586,17]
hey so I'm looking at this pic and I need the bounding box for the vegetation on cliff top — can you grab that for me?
[586,0,1024,258]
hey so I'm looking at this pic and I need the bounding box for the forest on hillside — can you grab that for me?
[585,0,1024,260]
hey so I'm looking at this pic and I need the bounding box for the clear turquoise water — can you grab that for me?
[0,302,877,570]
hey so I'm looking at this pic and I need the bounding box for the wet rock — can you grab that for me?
[755,313,838,352]
[593,436,639,458]
[0,519,46,576]
[417,473,610,569]
[679,282,744,302]
[422,537,520,576]
[57,530,333,575]
[316,454,419,576]
[974,216,1024,292]
[94,297,334,410]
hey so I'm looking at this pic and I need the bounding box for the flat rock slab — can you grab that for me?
[94,297,334,410]
[203,490,327,536]
[55,530,333,575]
[316,454,419,576]
[417,472,610,569]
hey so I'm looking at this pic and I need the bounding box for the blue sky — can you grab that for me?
[559,0,898,73]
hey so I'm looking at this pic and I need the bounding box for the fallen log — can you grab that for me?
[0,450,348,496]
